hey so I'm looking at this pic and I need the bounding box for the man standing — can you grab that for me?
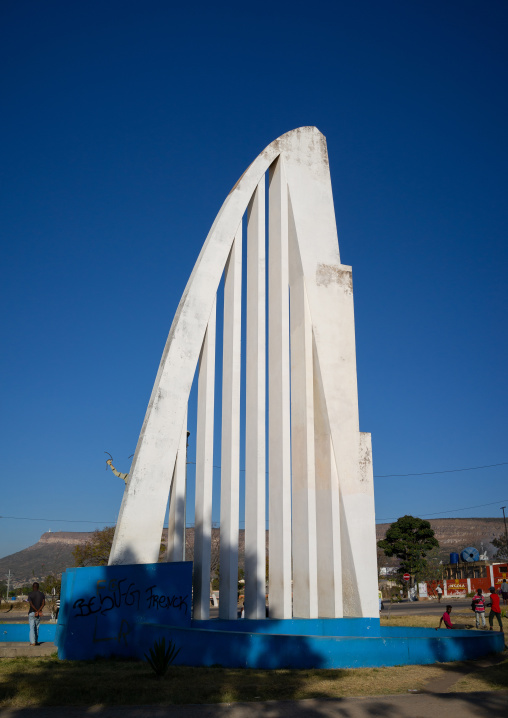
[500,579,508,606]
[27,582,45,646]
[487,586,503,632]
[471,588,486,629]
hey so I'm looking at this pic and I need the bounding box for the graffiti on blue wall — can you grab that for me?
[56,562,192,660]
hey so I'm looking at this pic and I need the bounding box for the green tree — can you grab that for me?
[41,573,62,596]
[73,526,166,567]
[492,535,508,561]
[377,515,439,582]
[416,546,444,584]
[73,526,116,567]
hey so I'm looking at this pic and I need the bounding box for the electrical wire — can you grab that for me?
[0,516,113,524]
[374,462,508,478]
[1,462,506,526]
[376,499,508,523]
[184,460,508,478]
[2,496,508,528]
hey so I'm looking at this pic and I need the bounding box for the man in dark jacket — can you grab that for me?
[27,582,45,646]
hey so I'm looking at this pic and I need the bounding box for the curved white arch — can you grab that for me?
[109,127,379,621]
[109,131,286,566]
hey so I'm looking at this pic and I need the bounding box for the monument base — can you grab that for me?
[138,618,504,669]
[54,564,504,667]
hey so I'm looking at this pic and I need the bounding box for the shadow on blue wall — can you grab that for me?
[57,561,192,660]
[55,562,504,668]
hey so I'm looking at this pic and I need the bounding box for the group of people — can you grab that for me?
[437,585,504,632]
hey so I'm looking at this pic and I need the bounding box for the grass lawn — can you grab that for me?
[452,660,508,692]
[1,611,505,707]
[381,612,508,631]
[0,655,449,707]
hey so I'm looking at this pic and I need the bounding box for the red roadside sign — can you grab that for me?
[403,573,410,581]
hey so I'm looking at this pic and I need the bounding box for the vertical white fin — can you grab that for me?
[219,226,243,619]
[268,157,292,619]
[193,300,216,619]
[245,179,267,619]
[166,409,188,562]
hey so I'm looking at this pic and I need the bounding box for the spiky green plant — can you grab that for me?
[144,637,181,678]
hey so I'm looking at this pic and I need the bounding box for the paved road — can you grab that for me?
[0,612,54,623]
[0,599,476,622]
[381,598,474,616]
[1,693,507,718]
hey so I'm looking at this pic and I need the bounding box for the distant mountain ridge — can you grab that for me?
[1,518,506,586]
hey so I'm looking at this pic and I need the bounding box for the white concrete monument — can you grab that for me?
[109,126,379,620]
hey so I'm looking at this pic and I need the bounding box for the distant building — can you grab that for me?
[421,561,508,598]
[443,560,507,581]
[379,567,398,576]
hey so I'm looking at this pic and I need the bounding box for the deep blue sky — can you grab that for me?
[1,0,507,560]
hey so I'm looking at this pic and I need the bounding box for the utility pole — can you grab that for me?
[6,569,11,600]
[501,506,508,548]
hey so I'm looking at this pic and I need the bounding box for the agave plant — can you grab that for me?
[144,636,181,677]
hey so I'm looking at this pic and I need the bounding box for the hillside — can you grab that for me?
[376,517,504,556]
[0,531,95,586]
[1,518,505,587]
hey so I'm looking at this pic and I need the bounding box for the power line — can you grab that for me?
[1,463,507,526]
[376,499,508,523]
[185,460,508,478]
[3,497,508,528]
[374,462,508,478]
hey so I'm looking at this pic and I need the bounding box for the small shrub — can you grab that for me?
[144,637,181,678]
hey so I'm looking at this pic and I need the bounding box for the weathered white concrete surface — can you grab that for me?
[313,336,343,617]
[283,130,378,618]
[268,157,292,619]
[219,228,242,620]
[109,126,378,620]
[166,411,187,562]
[245,180,266,619]
[193,300,216,620]
[288,208,318,618]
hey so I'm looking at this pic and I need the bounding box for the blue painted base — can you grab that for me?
[56,562,192,661]
[4,563,504,669]
[1,618,503,669]
[137,619,504,669]
[0,623,56,643]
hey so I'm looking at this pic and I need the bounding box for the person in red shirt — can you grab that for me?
[438,605,454,629]
[436,605,472,630]
[487,586,503,632]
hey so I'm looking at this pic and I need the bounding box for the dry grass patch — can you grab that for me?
[451,657,508,692]
[0,655,446,708]
[381,612,508,631]
[381,614,438,628]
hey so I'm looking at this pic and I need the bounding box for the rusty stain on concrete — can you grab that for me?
[316,263,353,294]
[358,440,372,483]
